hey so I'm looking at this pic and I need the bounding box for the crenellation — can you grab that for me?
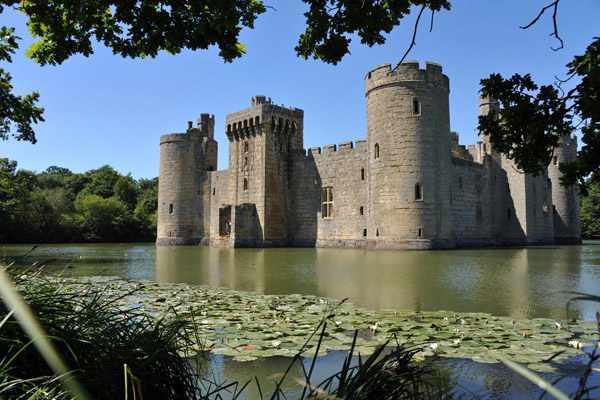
[157,61,580,249]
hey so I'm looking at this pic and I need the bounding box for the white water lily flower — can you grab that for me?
[453,339,461,346]
[201,319,210,324]
[334,320,343,327]
[369,322,381,332]
[568,340,583,349]
[271,340,281,347]
[554,322,563,330]
[430,343,440,350]
[443,317,449,322]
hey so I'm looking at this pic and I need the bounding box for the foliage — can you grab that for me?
[296,0,450,64]
[479,36,600,188]
[0,26,44,143]
[0,158,158,243]
[0,273,208,399]
[580,175,600,238]
[479,73,572,176]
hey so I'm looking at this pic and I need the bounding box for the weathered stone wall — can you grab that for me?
[292,140,369,247]
[157,126,207,245]
[549,135,581,243]
[451,157,494,246]
[365,61,453,249]
[157,62,581,250]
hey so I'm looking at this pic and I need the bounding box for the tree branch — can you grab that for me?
[397,4,426,67]
[520,0,564,51]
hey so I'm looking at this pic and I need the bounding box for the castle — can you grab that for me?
[156,61,581,249]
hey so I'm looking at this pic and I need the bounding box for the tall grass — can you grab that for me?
[0,270,207,399]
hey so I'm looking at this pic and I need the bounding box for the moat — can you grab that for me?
[4,242,600,320]
[3,242,600,398]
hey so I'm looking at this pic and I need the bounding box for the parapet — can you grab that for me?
[226,96,304,141]
[365,60,449,95]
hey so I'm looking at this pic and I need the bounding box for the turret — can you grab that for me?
[156,114,216,245]
[365,61,453,248]
[548,134,581,243]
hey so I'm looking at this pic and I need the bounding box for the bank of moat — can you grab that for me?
[156,60,580,249]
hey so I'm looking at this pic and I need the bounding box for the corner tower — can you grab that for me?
[365,61,453,249]
[156,114,217,245]
[548,134,581,243]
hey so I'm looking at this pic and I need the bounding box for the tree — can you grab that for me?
[2,0,597,187]
[113,173,138,210]
[580,175,600,238]
[76,165,120,200]
[479,35,600,189]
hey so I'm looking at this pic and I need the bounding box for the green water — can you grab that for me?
[2,242,600,398]
[4,242,600,320]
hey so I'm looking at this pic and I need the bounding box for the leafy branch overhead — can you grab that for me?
[479,36,600,187]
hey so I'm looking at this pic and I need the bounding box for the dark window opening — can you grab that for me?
[213,188,215,196]
[374,143,380,159]
[169,204,173,214]
[413,99,421,115]
[244,141,249,152]
[415,183,423,201]
[322,187,333,218]
[359,206,364,215]
[361,168,365,180]
[553,156,558,166]
[418,228,422,237]
[363,229,367,237]
[376,229,379,237]
[243,178,248,191]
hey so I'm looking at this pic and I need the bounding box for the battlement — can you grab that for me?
[226,96,304,141]
[365,60,449,95]
[307,139,367,157]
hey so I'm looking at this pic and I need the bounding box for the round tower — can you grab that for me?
[548,134,581,243]
[156,119,211,245]
[365,61,453,249]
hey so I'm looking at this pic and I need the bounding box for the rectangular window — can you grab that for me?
[322,187,333,218]
[553,156,558,165]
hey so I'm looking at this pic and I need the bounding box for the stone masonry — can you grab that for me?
[156,61,581,249]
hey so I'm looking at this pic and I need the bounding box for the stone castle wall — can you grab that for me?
[156,61,581,249]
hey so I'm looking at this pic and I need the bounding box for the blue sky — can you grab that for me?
[2,1,599,180]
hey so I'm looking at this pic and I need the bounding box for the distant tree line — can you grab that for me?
[0,158,157,243]
[581,174,600,240]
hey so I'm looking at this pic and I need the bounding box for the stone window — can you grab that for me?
[374,143,380,159]
[213,188,215,196]
[413,98,421,116]
[475,173,482,193]
[169,204,173,214]
[414,183,423,201]
[243,178,248,191]
[322,187,333,218]
[244,141,249,152]
[553,156,558,166]
[244,156,248,167]
[360,206,364,215]
[363,229,367,237]
[361,168,365,180]
[376,229,379,237]
[418,228,422,238]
